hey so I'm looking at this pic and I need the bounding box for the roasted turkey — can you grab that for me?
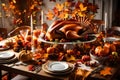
[45,18,95,41]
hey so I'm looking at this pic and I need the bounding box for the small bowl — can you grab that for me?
[103,37,120,43]
[89,50,109,63]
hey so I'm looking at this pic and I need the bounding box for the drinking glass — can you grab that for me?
[19,29,29,42]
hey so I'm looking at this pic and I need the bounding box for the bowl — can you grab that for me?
[103,37,120,43]
[89,50,109,64]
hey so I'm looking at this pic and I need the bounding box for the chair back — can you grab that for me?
[8,26,30,37]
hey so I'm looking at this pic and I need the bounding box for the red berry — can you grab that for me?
[28,65,35,71]
[82,55,90,62]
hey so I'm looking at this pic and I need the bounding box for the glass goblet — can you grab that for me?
[19,29,29,42]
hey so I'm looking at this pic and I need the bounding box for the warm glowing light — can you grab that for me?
[12,0,16,4]
[1,3,5,7]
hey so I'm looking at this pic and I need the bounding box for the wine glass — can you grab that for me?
[19,29,29,42]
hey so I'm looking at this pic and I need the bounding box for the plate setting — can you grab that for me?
[47,61,69,72]
[42,61,74,75]
[0,52,15,60]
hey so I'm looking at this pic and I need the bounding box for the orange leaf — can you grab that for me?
[55,3,64,11]
[79,3,87,12]
[58,11,69,19]
[46,10,54,20]
[78,11,86,17]
[100,67,112,76]
[64,1,71,7]
[71,9,78,17]
[53,7,59,16]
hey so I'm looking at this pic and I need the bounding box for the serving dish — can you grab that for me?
[38,34,97,45]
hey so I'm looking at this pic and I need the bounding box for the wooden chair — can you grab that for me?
[0,27,8,39]
[8,26,31,37]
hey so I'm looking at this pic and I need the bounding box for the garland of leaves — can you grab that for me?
[46,0,99,20]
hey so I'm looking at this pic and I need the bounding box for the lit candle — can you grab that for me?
[41,10,43,25]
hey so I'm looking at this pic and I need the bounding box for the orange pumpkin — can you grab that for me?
[95,46,109,56]
[104,43,116,52]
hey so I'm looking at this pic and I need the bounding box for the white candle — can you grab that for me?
[30,14,35,53]
[41,10,43,25]
[104,12,107,42]
[104,12,107,29]
[30,14,33,34]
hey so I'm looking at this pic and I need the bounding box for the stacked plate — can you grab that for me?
[42,61,74,75]
[0,46,10,51]
[0,52,17,64]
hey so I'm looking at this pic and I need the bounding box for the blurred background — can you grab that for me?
[0,0,119,32]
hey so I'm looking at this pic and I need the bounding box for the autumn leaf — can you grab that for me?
[71,9,78,18]
[53,7,59,16]
[46,10,54,20]
[78,11,86,17]
[58,11,69,19]
[65,54,76,61]
[55,3,64,11]
[100,67,112,76]
[64,1,71,7]
[79,3,87,12]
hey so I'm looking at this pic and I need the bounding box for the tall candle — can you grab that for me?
[104,12,107,29]
[30,14,35,53]
[41,10,43,25]
[104,12,107,42]
[30,14,33,34]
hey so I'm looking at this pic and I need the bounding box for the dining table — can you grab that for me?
[0,37,120,80]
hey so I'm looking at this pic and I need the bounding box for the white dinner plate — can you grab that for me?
[0,56,17,64]
[42,61,74,75]
[0,52,15,60]
[47,61,69,72]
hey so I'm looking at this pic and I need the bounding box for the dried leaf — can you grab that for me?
[71,9,78,18]
[46,10,54,20]
[58,11,69,19]
[53,7,59,16]
[100,67,112,76]
[64,1,71,7]
[78,11,85,17]
[55,3,64,11]
[79,3,87,12]
[65,54,76,61]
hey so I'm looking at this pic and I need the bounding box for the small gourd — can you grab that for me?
[18,50,33,62]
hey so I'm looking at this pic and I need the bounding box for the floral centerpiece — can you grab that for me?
[43,0,101,42]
